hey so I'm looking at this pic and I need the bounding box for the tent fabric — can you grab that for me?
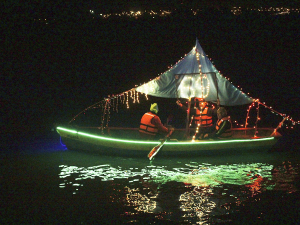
[135,39,254,106]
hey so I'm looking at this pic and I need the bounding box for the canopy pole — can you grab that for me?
[185,98,191,138]
[215,73,220,108]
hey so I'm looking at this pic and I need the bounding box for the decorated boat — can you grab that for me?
[56,39,298,158]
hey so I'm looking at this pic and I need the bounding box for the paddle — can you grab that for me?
[148,129,173,160]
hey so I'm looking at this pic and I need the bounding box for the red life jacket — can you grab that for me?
[194,107,213,127]
[139,112,158,136]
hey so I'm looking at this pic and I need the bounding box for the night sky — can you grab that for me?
[3,1,300,141]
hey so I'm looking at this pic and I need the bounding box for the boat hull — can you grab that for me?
[57,126,280,157]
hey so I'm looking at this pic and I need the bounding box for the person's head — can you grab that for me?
[150,103,159,114]
[196,98,207,109]
[217,107,227,119]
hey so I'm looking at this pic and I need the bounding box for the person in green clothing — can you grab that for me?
[205,107,232,139]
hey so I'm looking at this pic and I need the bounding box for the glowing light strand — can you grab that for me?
[106,99,111,129]
[67,44,299,131]
[116,96,119,113]
[101,100,108,131]
[126,92,129,109]
[254,101,260,137]
[196,51,210,98]
[245,102,256,133]
[258,101,300,126]
[244,100,300,136]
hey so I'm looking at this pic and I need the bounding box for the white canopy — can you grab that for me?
[136,39,254,106]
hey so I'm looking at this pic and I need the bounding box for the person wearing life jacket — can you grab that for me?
[139,103,173,140]
[205,107,232,139]
[176,98,217,139]
[193,98,217,139]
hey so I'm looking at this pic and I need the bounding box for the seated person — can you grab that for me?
[205,107,232,139]
[139,103,173,140]
[176,98,217,139]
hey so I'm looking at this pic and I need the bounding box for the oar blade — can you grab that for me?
[148,144,162,160]
[147,130,173,160]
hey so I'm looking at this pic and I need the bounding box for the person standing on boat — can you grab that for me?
[139,103,173,140]
[176,98,217,139]
[204,107,232,139]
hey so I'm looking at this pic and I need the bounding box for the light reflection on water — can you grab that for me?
[57,153,299,224]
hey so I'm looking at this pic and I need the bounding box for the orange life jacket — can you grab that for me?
[139,112,158,136]
[194,107,213,127]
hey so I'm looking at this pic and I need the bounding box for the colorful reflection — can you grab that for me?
[58,161,298,223]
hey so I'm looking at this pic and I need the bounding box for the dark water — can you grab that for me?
[2,132,300,224]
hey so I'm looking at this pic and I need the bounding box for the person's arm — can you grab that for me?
[176,100,188,111]
[209,105,218,115]
[152,116,169,134]
[215,120,231,137]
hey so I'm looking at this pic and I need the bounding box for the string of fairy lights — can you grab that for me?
[33,7,300,26]
[191,50,210,141]
[244,99,300,138]
[88,7,300,20]
[69,46,300,134]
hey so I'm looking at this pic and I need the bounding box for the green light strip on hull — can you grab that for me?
[57,127,275,145]
[57,127,159,144]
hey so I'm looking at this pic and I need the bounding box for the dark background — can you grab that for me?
[3,1,300,143]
